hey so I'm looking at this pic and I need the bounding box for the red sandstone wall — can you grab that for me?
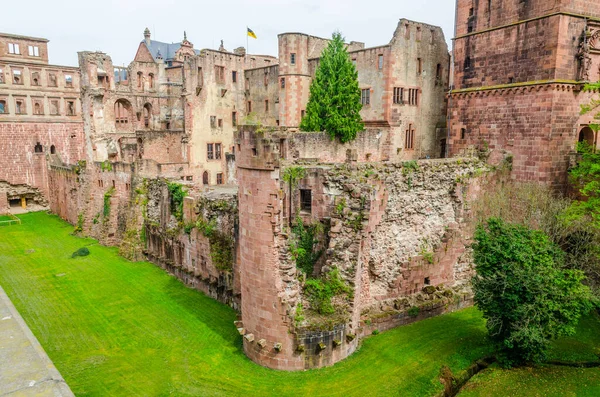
[0,122,84,198]
[449,85,595,186]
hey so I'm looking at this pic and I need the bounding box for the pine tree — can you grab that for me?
[300,32,364,143]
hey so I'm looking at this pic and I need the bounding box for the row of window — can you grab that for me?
[136,71,155,89]
[0,67,74,87]
[360,87,420,106]
[0,97,76,116]
[393,87,419,106]
[206,143,222,160]
[7,43,40,57]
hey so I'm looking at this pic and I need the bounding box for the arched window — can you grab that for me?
[137,71,143,88]
[34,142,43,153]
[114,99,132,126]
[50,145,56,154]
[143,103,152,128]
[579,126,595,147]
[148,73,154,88]
[34,103,41,115]
[203,171,209,185]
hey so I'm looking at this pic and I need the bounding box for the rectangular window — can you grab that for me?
[0,100,6,114]
[215,143,222,160]
[31,72,40,86]
[280,77,285,88]
[65,74,73,87]
[232,70,237,83]
[15,99,25,114]
[48,72,57,87]
[0,68,4,84]
[210,115,216,128]
[361,88,370,105]
[215,66,225,83]
[247,101,252,113]
[416,27,422,41]
[264,71,269,86]
[405,124,415,149]
[378,54,384,70]
[290,53,296,65]
[405,24,410,39]
[207,143,214,160]
[393,87,404,104]
[232,111,237,127]
[50,99,59,115]
[417,58,422,75]
[33,100,43,115]
[67,101,75,116]
[301,110,305,119]
[197,67,203,87]
[218,118,223,128]
[300,189,312,213]
[217,173,223,185]
[13,69,22,84]
[408,88,419,106]
[8,43,20,54]
[352,59,357,66]
[28,45,39,56]
[265,99,269,112]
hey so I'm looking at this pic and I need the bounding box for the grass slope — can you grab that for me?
[0,212,491,396]
[0,212,597,396]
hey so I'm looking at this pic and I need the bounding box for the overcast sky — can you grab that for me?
[3,0,456,67]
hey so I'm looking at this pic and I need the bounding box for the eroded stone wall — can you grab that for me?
[234,126,496,370]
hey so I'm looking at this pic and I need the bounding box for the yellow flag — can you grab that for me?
[247,28,257,39]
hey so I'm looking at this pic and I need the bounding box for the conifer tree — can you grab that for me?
[300,32,364,143]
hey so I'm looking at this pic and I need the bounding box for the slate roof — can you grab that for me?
[144,40,200,62]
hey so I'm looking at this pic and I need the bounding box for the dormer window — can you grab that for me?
[28,45,39,57]
[8,43,20,55]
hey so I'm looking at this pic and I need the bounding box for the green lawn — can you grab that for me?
[459,366,600,397]
[457,314,600,396]
[0,212,597,397]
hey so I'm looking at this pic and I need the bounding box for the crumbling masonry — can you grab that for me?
[2,0,600,371]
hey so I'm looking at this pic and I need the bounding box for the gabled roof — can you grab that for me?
[144,40,200,61]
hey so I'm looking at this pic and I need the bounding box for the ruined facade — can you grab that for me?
[235,126,490,370]
[247,19,450,161]
[449,0,600,186]
[0,33,84,212]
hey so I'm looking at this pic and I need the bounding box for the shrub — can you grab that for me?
[71,247,90,258]
[290,217,323,276]
[167,182,187,221]
[304,268,352,315]
[472,218,594,366]
[407,306,420,318]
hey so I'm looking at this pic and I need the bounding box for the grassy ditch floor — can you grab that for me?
[0,212,598,396]
[458,313,600,397]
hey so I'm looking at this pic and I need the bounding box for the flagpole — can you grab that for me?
[246,26,249,61]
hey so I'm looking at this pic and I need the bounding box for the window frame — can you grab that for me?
[8,43,20,55]
[290,53,296,65]
[361,88,371,106]
[207,143,214,160]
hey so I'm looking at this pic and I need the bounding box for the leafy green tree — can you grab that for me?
[300,32,364,143]
[472,218,594,366]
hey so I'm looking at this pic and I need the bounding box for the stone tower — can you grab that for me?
[449,0,600,187]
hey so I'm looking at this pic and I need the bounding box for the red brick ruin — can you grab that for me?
[2,1,600,370]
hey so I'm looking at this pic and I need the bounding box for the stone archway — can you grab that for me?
[578,126,595,147]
